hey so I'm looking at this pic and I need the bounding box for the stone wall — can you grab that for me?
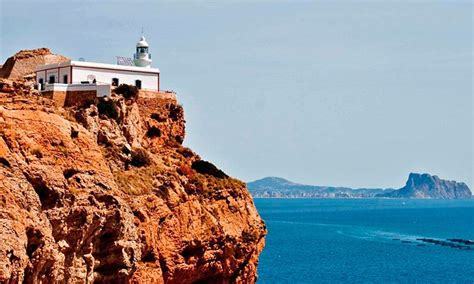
[138,89,176,100]
[42,90,66,107]
[43,90,97,107]
[64,90,97,107]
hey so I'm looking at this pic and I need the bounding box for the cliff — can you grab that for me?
[0,49,266,283]
[377,173,472,199]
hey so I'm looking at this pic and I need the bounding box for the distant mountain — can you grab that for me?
[247,174,472,199]
[247,177,393,198]
[377,173,472,199]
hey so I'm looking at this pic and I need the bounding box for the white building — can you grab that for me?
[35,34,160,99]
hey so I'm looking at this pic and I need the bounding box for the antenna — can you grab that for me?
[141,27,144,36]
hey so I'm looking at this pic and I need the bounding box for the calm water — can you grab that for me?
[254,199,474,283]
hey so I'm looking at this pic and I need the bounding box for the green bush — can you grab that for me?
[146,126,161,138]
[130,148,151,167]
[168,104,182,121]
[97,99,119,120]
[114,84,139,100]
[191,160,228,179]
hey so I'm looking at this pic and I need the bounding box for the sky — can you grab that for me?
[1,0,472,189]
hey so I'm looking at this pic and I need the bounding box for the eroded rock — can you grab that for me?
[0,50,266,283]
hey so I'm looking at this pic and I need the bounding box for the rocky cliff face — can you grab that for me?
[0,49,266,283]
[0,48,68,81]
[378,173,472,199]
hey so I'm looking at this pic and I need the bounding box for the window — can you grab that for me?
[49,76,55,84]
[135,80,142,89]
[38,78,44,90]
[112,78,119,86]
[137,47,148,54]
[63,74,68,84]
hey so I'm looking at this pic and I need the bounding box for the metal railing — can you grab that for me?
[133,53,152,60]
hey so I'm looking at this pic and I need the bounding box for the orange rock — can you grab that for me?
[0,62,266,283]
[0,48,68,80]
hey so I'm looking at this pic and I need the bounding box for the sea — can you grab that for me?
[254,199,474,283]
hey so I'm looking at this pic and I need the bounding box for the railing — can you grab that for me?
[38,82,110,92]
[133,53,151,60]
[38,82,111,97]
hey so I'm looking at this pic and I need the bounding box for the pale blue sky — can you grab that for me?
[1,0,472,189]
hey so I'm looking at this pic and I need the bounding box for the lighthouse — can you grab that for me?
[134,34,152,68]
[35,33,162,100]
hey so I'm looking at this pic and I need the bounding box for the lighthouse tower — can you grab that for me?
[133,34,152,68]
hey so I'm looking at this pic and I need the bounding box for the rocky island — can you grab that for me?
[248,174,471,199]
[0,48,266,283]
[377,173,472,199]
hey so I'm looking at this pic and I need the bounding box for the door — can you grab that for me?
[135,80,142,89]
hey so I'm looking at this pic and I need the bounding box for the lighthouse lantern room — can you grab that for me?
[134,35,152,68]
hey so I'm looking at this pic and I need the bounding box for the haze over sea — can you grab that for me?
[255,199,474,283]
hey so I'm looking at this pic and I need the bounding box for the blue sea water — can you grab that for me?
[254,199,474,283]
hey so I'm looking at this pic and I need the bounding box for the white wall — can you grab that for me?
[45,70,56,83]
[37,67,71,84]
[36,71,45,84]
[43,83,111,97]
[59,67,70,84]
[72,67,159,91]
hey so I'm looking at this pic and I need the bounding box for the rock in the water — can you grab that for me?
[378,173,472,199]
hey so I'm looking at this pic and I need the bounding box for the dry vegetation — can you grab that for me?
[114,144,244,198]
[30,147,43,159]
[115,166,159,195]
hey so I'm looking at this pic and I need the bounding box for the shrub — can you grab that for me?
[97,99,119,120]
[115,166,156,195]
[150,113,166,122]
[175,135,184,144]
[31,147,43,159]
[191,160,228,179]
[168,104,182,121]
[114,84,139,100]
[177,164,194,178]
[177,147,194,158]
[184,175,204,194]
[130,148,151,167]
[166,137,182,148]
[146,126,161,138]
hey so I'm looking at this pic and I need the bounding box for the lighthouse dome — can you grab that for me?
[137,35,149,47]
